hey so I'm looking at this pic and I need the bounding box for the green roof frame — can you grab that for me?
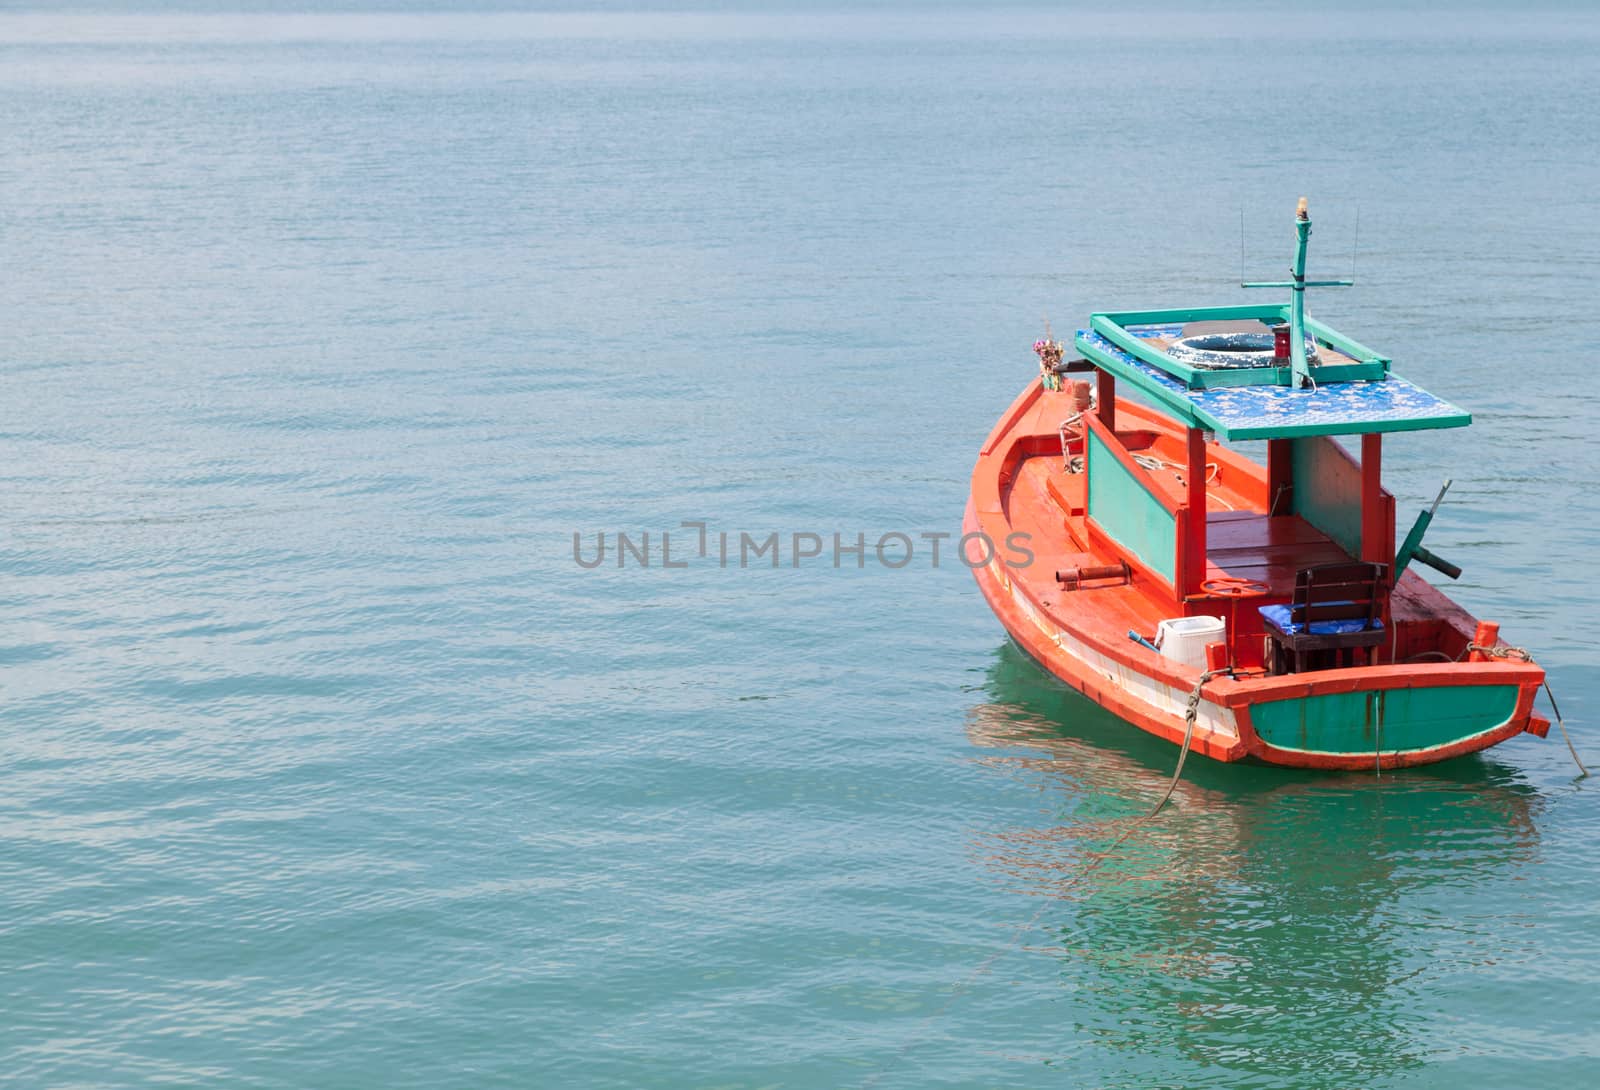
[1089,303,1392,390]
[1075,325,1472,441]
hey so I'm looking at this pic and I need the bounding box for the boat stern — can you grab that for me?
[1231,663,1545,770]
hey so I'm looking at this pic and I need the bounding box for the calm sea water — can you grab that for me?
[2,5,1598,1088]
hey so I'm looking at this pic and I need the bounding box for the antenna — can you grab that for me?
[1350,205,1360,283]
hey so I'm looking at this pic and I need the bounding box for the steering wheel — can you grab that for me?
[1201,576,1270,597]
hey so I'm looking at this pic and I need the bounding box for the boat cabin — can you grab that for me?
[1055,204,1474,675]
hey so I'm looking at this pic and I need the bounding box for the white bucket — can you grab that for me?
[1155,615,1226,671]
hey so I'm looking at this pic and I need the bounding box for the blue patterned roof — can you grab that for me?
[1076,330,1471,440]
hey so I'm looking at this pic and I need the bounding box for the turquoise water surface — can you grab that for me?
[2,5,1598,1088]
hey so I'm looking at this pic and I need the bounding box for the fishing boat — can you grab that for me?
[965,199,1551,770]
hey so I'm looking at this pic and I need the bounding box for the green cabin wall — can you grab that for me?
[1290,436,1363,557]
[1086,428,1176,584]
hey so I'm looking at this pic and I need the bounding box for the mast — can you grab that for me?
[1290,198,1311,388]
[1242,197,1353,388]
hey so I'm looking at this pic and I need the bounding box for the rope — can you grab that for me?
[1541,681,1589,778]
[859,668,1225,1087]
[1058,413,1084,474]
[1147,667,1226,818]
[1459,642,1532,662]
[1131,455,1231,508]
[1374,677,1384,776]
[1458,643,1587,777]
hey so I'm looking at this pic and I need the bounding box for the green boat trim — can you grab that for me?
[1075,328,1472,441]
[1247,683,1522,758]
[1088,305,1390,390]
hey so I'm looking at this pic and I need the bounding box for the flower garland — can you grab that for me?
[1034,326,1065,390]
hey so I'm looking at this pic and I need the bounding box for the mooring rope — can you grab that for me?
[860,668,1225,1087]
[1541,680,1588,778]
[1458,643,1588,778]
[1148,667,1226,818]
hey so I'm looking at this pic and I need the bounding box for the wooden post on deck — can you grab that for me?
[1360,433,1385,566]
[1186,427,1207,596]
[1096,369,1115,431]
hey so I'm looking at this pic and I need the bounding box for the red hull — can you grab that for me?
[967,381,1546,770]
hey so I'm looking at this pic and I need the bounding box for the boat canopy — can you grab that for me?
[1075,309,1471,441]
[1074,200,1471,441]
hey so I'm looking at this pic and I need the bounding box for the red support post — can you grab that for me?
[1360,433,1385,566]
[1266,438,1293,516]
[1173,506,1189,601]
[1096,369,1116,432]
[1186,427,1208,596]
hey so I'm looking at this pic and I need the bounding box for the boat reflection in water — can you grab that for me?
[967,641,1541,1085]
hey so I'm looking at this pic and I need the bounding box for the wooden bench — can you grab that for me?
[1259,562,1388,674]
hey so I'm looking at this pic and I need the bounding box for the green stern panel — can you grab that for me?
[1251,684,1521,756]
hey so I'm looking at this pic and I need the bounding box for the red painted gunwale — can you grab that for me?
[966,378,1546,770]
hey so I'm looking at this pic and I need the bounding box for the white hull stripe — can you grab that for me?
[1004,570,1240,741]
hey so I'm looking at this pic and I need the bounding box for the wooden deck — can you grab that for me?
[1204,511,1353,598]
